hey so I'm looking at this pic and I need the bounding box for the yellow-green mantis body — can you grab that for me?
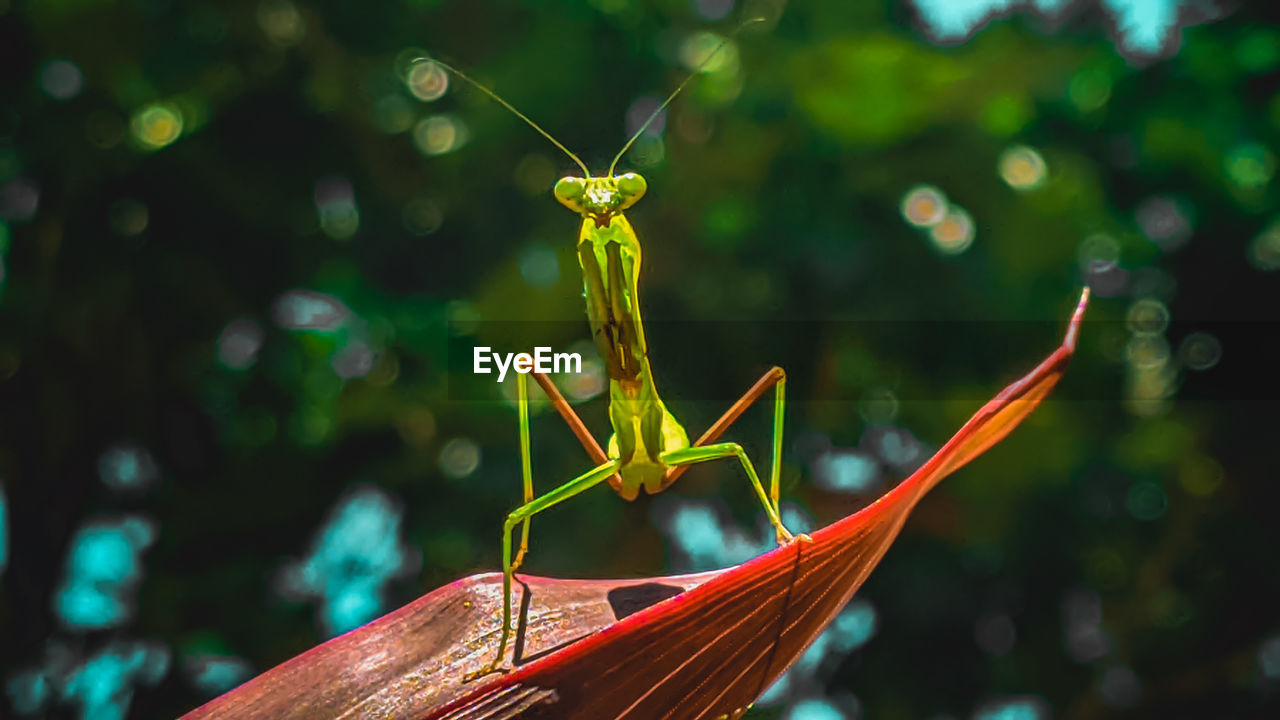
[432,42,803,676]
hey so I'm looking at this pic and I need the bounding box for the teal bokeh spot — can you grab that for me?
[831,599,878,652]
[97,445,159,491]
[6,669,50,714]
[667,502,766,569]
[911,0,1185,57]
[785,697,847,720]
[813,451,879,492]
[757,672,790,705]
[976,697,1047,720]
[54,518,155,630]
[1260,635,1280,678]
[278,486,418,636]
[189,655,252,695]
[273,289,350,331]
[1102,0,1178,56]
[61,641,169,720]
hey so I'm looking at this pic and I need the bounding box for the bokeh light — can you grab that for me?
[1125,298,1170,335]
[1178,332,1221,371]
[413,114,470,156]
[98,445,160,492]
[1062,588,1111,663]
[929,207,975,254]
[513,154,556,196]
[625,95,666,139]
[679,32,739,75]
[256,0,306,46]
[272,289,349,331]
[519,243,560,288]
[40,59,83,101]
[8,640,173,720]
[559,340,606,402]
[438,437,481,480]
[1077,233,1120,274]
[1178,454,1224,497]
[314,176,360,240]
[900,184,948,227]
[694,0,736,22]
[1135,195,1192,251]
[1248,221,1280,270]
[54,517,156,630]
[1100,664,1142,708]
[1069,66,1112,112]
[405,59,449,102]
[0,177,40,222]
[275,486,418,636]
[130,103,183,150]
[1259,634,1280,679]
[63,641,170,719]
[216,318,265,370]
[1224,142,1275,191]
[331,341,375,379]
[975,612,1016,655]
[867,426,923,472]
[998,145,1047,190]
[974,696,1048,720]
[783,698,846,720]
[185,655,252,697]
[811,449,880,493]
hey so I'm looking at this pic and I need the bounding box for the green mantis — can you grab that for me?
[431,36,806,676]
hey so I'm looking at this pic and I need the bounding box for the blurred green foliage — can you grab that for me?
[1,0,1277,718]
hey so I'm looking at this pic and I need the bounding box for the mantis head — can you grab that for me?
[554,173,648,227]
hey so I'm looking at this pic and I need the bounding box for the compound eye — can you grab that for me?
[554,176,587,208]
[615,172,647,202]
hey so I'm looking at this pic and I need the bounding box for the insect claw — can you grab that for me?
[777,530,813,546]
[463,662,505,683]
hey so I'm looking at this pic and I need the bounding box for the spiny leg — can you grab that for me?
[662,367,787,517]
[511,373,535,570]
[479,456,623,677]
[530,371,623,492]
[660,441,802,546]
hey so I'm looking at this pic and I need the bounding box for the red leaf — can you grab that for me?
[183,289,1088,720]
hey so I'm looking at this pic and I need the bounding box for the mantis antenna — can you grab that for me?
[607,17,767,177]
[427,58,592,178]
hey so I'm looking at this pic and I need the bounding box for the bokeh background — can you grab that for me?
[2,0,1278,718]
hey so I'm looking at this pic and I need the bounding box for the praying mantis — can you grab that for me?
[429,29,1087,680]
[431,33,809,676]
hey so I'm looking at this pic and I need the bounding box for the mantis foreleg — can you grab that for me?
[484,454,624,675]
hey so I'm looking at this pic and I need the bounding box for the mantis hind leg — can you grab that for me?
[479,455,623,676]
[661,367,788,516]
[660,442,799,545]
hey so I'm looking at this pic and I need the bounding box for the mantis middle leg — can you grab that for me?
[660,441,798,545]
[661,367,787,516]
